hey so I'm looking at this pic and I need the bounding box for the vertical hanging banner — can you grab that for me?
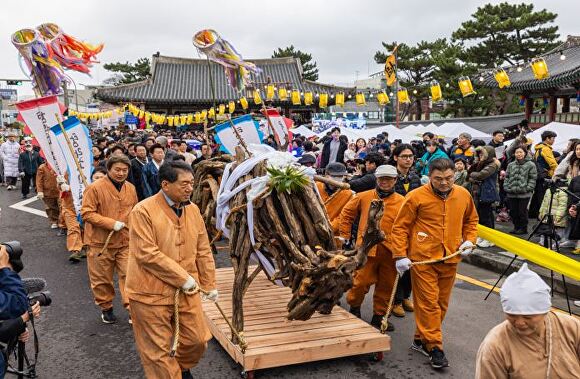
[50,116,93,214]
[384,45,398,86]
[15,95,67,175]
[261,108,293,148]
[214,114,263,154]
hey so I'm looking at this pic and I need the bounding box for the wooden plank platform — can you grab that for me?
[202,266,391,372]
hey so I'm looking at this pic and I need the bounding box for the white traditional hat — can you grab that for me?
[500,263,551,315]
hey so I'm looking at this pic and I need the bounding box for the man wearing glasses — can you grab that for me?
[390,158,479,370]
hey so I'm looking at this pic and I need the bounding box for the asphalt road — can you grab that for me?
[0,187,574,379]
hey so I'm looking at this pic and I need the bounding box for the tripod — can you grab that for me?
[484,181,579,315]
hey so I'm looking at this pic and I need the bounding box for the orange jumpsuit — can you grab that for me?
[339,189,405,315]
[390,184,478,351]
[60,190,83,253]
[316,181,354,233]
[35,164,60,225]
[81,177,138,311]
[126,192,216,378]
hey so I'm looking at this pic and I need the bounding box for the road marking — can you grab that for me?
[8,196,47,218]
[457,273,579,319]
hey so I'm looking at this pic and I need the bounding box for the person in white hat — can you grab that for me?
[0,131,21,190]
[475,263,580,378]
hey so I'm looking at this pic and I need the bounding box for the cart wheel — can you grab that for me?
[240,370,255,379]
[372,352,384,362]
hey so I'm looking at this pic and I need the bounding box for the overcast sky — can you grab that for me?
[1,0,578,97]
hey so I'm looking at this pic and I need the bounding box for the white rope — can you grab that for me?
[545,313,553,379]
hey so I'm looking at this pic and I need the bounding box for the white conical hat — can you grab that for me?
[500,263,551,315]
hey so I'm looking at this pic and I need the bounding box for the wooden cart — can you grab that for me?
[202,267,391,378]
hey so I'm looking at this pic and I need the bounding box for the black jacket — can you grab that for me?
[18,151,43,175]
[320,139,348,169]
[348,169,376,193]
[394,170,422,196]
[129,157,148,201]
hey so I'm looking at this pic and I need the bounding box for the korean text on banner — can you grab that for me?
[50,117,93,214]
[15,95,67,175]
[384,53,396,86]
[214,114,263,154]
[261,108,293,147]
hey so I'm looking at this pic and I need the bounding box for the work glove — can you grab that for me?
[113,221,125,231]
[182,275,198,292]
[203,289,219,302]
[60,183,70,192]
[37,192,44,200]
[395,258,412,276]
[56,175,65,184]
[459,240,475,257]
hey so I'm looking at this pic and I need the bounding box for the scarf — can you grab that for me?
[375,186,395,199]
[431,183,451,199]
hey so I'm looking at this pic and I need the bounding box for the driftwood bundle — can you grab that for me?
[222,149,385,340]
[191,155,233,252]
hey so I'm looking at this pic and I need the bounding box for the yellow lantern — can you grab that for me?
[201,110,207,120]
[335,92,345,107]
[194,112,201,123]
[319,93,328,108]
[218,104,225,115]
[240,97,249,110]
[458,76,476,97]
[430,81,442,102]
[356,93,366,106]
[291,90,301,105]
[167,116,174,127]
[187,114,193,124]
[377,91,390,105]
[304,92,313,105]
[493,68,511,88]
[531,57,549,80]
[278,88,288,101]
[228,101,235,113]
[208,107,216,119]
[180,115,187,124]
[253,90,262,105]
[266,85,275,101]
[160,115,166,125]
[397,88,411,104]
[145,112,151,122]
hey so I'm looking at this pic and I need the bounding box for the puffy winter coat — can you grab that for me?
[0,140,20,177]
[468,146,500,203]
[416,149,450,176]
[504,157,537,198]
[539,185,569,227]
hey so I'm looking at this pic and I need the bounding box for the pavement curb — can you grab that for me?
[463,248,580,299]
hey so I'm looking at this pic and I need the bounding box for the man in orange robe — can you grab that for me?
[316,162,354,234]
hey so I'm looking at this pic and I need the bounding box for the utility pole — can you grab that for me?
[62,81,70,109]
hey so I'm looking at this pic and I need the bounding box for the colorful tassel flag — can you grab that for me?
[278,88,288,101]
[253,90,262,105]
[240,97,249,110]
[304,92,313,105]
[291,90,301,105]
[458,76,476,97]
[356,93,366,106]
[493,68,511,88]
[397,88,410,104]
[228,101,235,113]
[335,92,345,107]
[430,81,442,102]
[319,93,328,108]
[266,85,275,101]
[192,29,261,92]
[531,57,549,80]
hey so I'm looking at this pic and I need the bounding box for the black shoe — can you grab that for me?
[429,347,449,369]
[370,314,394,331]
[349,306,361,318]
[182,370,193,379]
[22,194,28,199]
[69,251,82,263]
[410,339,429,357]
[101,308,118,324]
[57,228,67,236]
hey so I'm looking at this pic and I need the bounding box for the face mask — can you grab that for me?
[25,146,33,151]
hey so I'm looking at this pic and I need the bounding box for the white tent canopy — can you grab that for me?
[316,126,365,142]
[357,125,416,143]
[434,122,491,143]
[522,122,580,153]
[291,125,317,138]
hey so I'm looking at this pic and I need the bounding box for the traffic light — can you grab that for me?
[6,80,22,86]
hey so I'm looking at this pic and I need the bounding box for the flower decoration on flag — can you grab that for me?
[193,29,261,92]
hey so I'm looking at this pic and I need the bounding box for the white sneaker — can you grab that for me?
[575,300,580,307]
[50,223,58,229]
[476,237,483,246]
[559,240,574,248]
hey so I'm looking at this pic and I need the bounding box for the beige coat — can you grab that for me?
[81,177,137,248]
[35,164,59,198]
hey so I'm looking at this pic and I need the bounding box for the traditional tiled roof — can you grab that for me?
[480,36,580,94]
[96,54,354,105]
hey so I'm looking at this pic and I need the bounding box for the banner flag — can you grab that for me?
[214,114,263,154]
[384,47,397,86]
[15,95,67,175]
[261,108,293,147]
[50,117,93,214]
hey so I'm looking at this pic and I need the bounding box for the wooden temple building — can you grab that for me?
[480,35,580,127]
[95,53,354,123]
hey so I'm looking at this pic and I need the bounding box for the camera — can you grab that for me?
[543,178,567,188]
[1,241,24,273]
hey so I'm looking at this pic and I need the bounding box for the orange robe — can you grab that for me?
[316,181,354,233]
[390,184,478,350]
[35,163,60,224]
[127,192,216,378]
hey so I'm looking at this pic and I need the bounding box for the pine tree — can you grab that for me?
[103,58,151,85]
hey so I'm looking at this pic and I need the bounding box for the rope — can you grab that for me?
[545,313,553,379]
[380,247,468,334]
[97,230,116,257]
[170,285,248,357]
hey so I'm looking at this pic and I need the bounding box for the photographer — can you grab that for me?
[0,245,40,379]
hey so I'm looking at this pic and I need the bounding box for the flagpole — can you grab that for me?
[261,104,283,151]
[55,113,89,187]
[227,114,252,157]
[394,43,400,129]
